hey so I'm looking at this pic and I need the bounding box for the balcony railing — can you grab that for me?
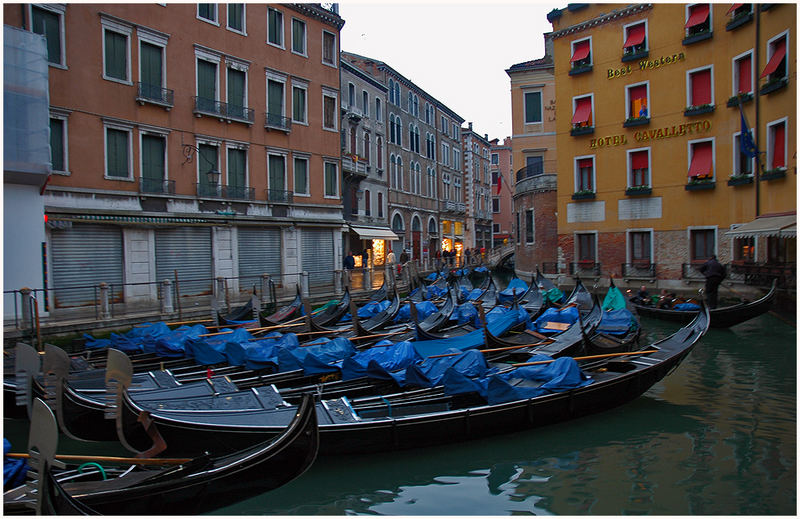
[621,262,656,279]
[439,200,466,214]
[139,178,175,195]
[196,183,222,198]
[224,185,255,201]
[193,97,255,124]
[729,262,796,289]
[136,82,174,108]
[265,189,293,204]
[516,164,544,182]
[265,112,292,132]
[569,262,601,277]
[342,154,367,177]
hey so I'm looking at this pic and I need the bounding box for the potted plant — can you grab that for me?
[727,173,753,186]
[727,92,754,107]
[623,115,650,127]
[684,103,715,116]
[685,176,715,190]
[760,167,787,181]
[760,76,788,95]
[571,189,596,200]
[570,123,594,136]
[625,184,652,195]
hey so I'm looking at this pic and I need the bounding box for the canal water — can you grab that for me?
[3,278,795,515]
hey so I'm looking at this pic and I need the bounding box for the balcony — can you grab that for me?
[569,262,601,277]
[193,97,255,125]
[265,112,292,132]
[729,262,796,289]
[136,82,174,109]
[621,262,656,280]
[681,263,705,281]
[139,178,175,195]
[265,189,293,204]
[439,200,466,214]
[224,185,255,201]
[196,182,221,198]
[515,164,544,182]
[342,154,367,178]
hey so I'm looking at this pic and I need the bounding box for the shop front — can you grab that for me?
[349,225,399,268]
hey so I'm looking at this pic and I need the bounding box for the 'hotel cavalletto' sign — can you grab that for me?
[589,120,711,149]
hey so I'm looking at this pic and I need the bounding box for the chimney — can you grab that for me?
[468,122,473,130]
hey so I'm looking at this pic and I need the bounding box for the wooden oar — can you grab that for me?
[300,327,409,348]
[6,452,191,466]
[512,349,659,367]
[200,321,307,337]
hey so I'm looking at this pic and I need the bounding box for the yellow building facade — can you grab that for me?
[548,3,795,287]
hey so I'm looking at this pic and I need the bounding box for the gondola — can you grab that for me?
[111,304,710,457]
[4,394,319,515]
[215,295,256,326]
[259,286,303,327]
[630,279,776,328]
[497,276,529,305]
[563,276,594,313]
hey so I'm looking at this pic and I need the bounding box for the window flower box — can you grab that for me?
[727,93,754,107]
[760,168,787,181]
[684,104,715,116]
[727,174,753,186]
[682,29,712,46]
[685,178,716,190]
[759,77,788,96]
[570,125,594,136]
[569,63,593,76]
[623,116,650,128]
[726,11,753,31]
[571,190,596,200]
[621,48,648,62]
[625,185,652,196]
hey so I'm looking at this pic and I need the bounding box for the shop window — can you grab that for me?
[733,236,755,263]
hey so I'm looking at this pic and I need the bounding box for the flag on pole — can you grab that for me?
[496,172,503,194]
[739,106,759,159]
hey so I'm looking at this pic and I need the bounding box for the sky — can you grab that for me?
[338,1,560,142]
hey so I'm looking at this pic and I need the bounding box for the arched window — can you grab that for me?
[397,156,403,191]
[375,98,382,122]
[397,119,402,147]
[348,83,355,108]
[408,91,413,112]
[377,136,383,169]
[350,126,357,154]
[394,83,400,106]
[388,79,395,104]
[364,189,371,216]
[390,154,397,188]
[363,132,370,162]
[392,213,404,232]
[362,90,369,116]
[428,217,437,234]
[412,215,421,232]
[389,114,395,143]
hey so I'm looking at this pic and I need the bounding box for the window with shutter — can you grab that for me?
[49,118,65,172]
[106,128,130,178]
[31,6,62,64]
[104,30,128,81]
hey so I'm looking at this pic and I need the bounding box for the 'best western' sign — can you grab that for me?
[608,52,686,79]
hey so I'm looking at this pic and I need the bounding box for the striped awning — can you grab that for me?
[726,214,796,238]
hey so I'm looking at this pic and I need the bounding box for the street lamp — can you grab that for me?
[182,144,221,196]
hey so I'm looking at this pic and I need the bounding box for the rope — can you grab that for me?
[77,462,107,480]
[381,396,393,417]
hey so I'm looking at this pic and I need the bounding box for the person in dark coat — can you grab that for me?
[361,249,369,269]
[699,255,726,308]
[344,252,355,270]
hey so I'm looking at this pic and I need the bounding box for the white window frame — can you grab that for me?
[523,89,543,124]
[266,149,288,193]
[195,47,221,102]
[573,154,596,192]
[625,80,650,119]
[626,146,651,188]
[574,230,599,263]
[137,27,168,90]
[731,49,754,97]
[323,159,339,199]
[687,137,716,181]
[225,142,249,188]
[685,3,712,37]
[453,149,460,170]
[766,117,788,172]
[292,153,311,197]
[291,79,308,125]
[196,3,219,26]
[322,87,338,131]
[321,29,337,68]
[732,129,756,177]
[195,137,221,185]
[570,36,593,66]
[265,69,288,119]
[138,126,170,185]
[290,17,307,57]
[625,228,654,264]
[622,19,649,53]
[267,7,284,49]
[686,64,714,108]
[103,119,134,181]
[226,3,246,35]
[49,108,70,175]
[101,16,133,85]
[765,30,790,80]
[687,225,718,261]
[29,4,66,68]
[571,93,595,127]
[225,57,250,116]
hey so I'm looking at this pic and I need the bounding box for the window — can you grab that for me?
[267,153,286,195]
[688,139,714,180]
[267,8,283,47]
[570,38,592,68]
[396,157,404,191]
[364,189,371,216]
[491,153,499,165]
[426,167,436,197]
[389,114,396,144]
[525,209,534,244]
[226,147,247,196]
[227,4,244,33]
[733,129,754,176]
[226,65,248,120]
[388,79,395,105]
[493,223,501,233]
[102,17,132,83]
[629,231,652,263]
[322,91,337,130]
[140,133,166,192]
[364,133,370,163]
[767,237,793,264]
[324,162,338,197]
[349,126,357,155]
[526,156,544,177]
[690,228,715,261]
[761,33,788,82]
[390,155,397,187]
[375,98,382,122]
[733,51,753,96]
[515,212,521,244]
[292,83,307,124]
[442,143,450,166]
[49,116,68,174]
[623,21,647,56]
[267,77,285,123]
[728,3,752,19]
[452,123,459,140]
[453,149,460,169]
[31,5,64,66]
[322,31,336,66]
[571,95,593,129]
[733,236,755,263]
[196,57,219,113]
[575,156,595,192]
[454,176,462,201]
[350,187,359,215]
[626,82,649,120]
[198,4,217,23]
[492,198,500,213]
[105,125,132,179]
[628,148,650,187]
[442,173,450,200]
[139,39,166,103]
[197,143,219,195]
[407,91,413,114]
[291,18,306,55]
[524,91,542,124]
[576,233,596,262]
[362,91,369,117]
[687,66,713,108]
[376,136,383,169]
[766,119,787,171]
[685,4,711,37]
[377,192,384,218]
[396,118,402,147]
[441,115,448,134]
[293,156,309,195]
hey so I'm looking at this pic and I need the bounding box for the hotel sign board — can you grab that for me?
[589,120,711,150]
[607,52,687,79]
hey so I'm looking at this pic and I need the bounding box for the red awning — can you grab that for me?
[685,4,710,28]
[578,158,593,169]
[688,142,713,178]
[570,40,590,63]
[631,150,648,170]
[623,24,646,48]
[726,3,743,15]
[760,38,787,78]
[571,97,592,125]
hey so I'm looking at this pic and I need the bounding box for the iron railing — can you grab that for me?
[193,96,255,123]
[515,163,544,182]
[621,262,656,279]
[139,178,175,195]
[265,112,292,131]
[224,185,255,201]
[196,183,222,198]
[265,189,294,204]
[569,262,601,277]
[136,82,174,107]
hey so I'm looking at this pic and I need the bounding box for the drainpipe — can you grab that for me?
[754,4,761,217]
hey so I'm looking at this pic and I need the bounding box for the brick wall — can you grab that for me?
[515,189,558,273]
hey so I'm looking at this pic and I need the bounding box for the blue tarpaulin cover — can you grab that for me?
[394,301,438,323]
[339,300,390,322]
[450,302,480,327]
[426,285,448,299]
[185,328,252,365]
[233,333,299,372]
[466,287,484,301]
[497,278,530,304]
[533,306,579,334]
[278,337,355,374]
[341,340,420,380]
[473,266,489,273]
[224,331,282,367]
[425,272,441,281]
[4,439,28,488]
[83,321,173,353]
[154,325,207,358]
[674,302,701,311]
[597,308,636,335]
[413,306,525,358]
[401,349,490,388]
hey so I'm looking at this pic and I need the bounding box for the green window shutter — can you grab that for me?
[268,9,282,45]
[292,87,305,122]
[198,4,215,21]
[268,80,284,117]
[106,129,129,178]
[141,135,165,182]
[268,155,285,192]
[228,149,246,187]
[104,30,127,80]
[292,19,305,53]
[294,158,307,194]
[525,92,542,123]
[49,118,64,171]
[325,163,337,196]
[227,68,245,108]
[32,7,61,64]
[140,42,162,89]
[197,60,217,101]
[198,144,218,186]
[228,4,243,31]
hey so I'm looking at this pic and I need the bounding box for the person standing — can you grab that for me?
[699,254,726,308]
[361,249,369,270]
[465,248,472,265]
[344,251,355,270]
[386,248,396,268]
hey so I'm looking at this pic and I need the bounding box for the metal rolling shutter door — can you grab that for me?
[50,224,124,308]
[301,228,334,287]
[237,227,282,289]
[155,227,212,297]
